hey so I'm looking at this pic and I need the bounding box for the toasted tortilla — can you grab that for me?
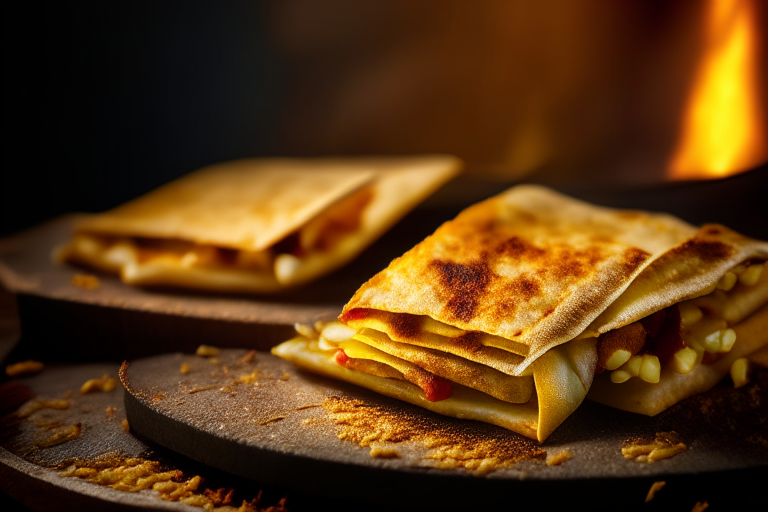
[56,155,461,292]
[273,185,768,441]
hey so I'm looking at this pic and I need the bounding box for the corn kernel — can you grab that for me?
[605,349,632,371]
[317,336,335,351]
[294,322,317,338]
[639,355,661,383]
[716,272,737,291]
[610,370,632,383]
[731,264,747,275]
[274,253,301,283]
[321,322,357,343]
[671,347,697,374]
[730,358,750,389]
[739,264,763,286]
[678,303,703,327]
[717,329,736,353]
[623,355,643,377]
[702,330,723,353]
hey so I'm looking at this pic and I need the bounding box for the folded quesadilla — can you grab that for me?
[272,185,768,442]
[55,156,461,293]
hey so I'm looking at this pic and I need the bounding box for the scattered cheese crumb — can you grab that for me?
[71,273,100,290]
[6,360,44,377]
[195,345,220,357]
[180,363,191,375]
[546,450,573,466]
[645,481,666,502]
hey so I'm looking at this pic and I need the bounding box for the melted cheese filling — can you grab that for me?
[58,186,373,289]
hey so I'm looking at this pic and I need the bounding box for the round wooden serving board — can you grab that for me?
[122,349,768,511]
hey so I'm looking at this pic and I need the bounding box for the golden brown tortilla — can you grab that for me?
[273,185,768,441]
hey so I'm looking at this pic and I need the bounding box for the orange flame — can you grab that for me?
[668,0,767,180]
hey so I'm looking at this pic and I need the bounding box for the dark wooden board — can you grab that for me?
[0,362,379,512]
[123,349,768,511]
[0,213,448,361]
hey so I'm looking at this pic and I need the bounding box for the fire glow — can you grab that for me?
[668,0,767,180]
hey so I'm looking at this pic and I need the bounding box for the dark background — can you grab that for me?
[2,1,766,238]
[2,1,284,236]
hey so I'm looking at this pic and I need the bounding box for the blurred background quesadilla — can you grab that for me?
[55,156,461,293]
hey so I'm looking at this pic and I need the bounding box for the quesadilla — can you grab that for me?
[55,156,461,293]
[272,185,768,442]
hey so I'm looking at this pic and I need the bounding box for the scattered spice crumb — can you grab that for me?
[239,350,256,364]
[80,374,117,394]
[6,360,44,377]
[369,446,400,459]
[36,423,82,448]
[195,345,220,357]
[122,419,130,433]
[692,501,709,512]
[187,385,217,395]
[237,370,259,385]
[17,399,71,418]
[295,404,321,411]
[71,273,100,290]
[622,431,686,463]
[280,371,290,381]
[220,387,233,393]
[322,396,545,475]
[59,456,288,512]
[546,450,573,466]
[105,406,116,419]
[209,358,221,365]
[258,416,285,426]
[645,481,666,502]
[180,363,191,375]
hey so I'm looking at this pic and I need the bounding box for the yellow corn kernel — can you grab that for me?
[605,349,632,371]
[678,303,703,327]
[716,272,737,291]
[610,370,632,383]
[717,329,737,353]
[623,355,643,377]
[639,355,661,384]
[321,322,357,343]
[702,330,723,353]
[739,264,763,286]
[294,322,317,338]
[686,340,705,364]
[730,358,750,389]
[731,264,747,275]
[671,347,697,374]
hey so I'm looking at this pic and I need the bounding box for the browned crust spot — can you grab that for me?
[430,259,493,322]
[388,313,423,341]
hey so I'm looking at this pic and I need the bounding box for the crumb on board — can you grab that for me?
[187,385,217,395]
[6,360,44,377]
[645,481,666,502]
[369,446,400,459]
[322,396,545,475]
[17,399,71,418]
[36,423,82,448]
[80,374,117,394]
[122,419,130,432]
[105,406,116,419]
[71,273,100,290]
[195,345,220,357]
[546,450,573,466]
[59,456,288,511]
[238,350,257,364]
[180,363,191,375]
[692,501,709,512]
[622,431,686,463]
